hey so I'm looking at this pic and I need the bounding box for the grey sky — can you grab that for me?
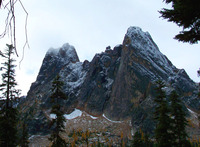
[0,0,199,95]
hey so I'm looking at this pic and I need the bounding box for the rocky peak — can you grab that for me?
[125,26,158,52]
[29,43,80,95]
[103,26,198,125]
[21,27,199,136]
[124,26,175,77]
[46,43,79,63]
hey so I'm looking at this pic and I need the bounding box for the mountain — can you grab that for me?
[19,26,199,136]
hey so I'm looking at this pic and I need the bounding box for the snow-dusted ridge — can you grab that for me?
[47,43,75,56]
[125,26,175,76]
[46,43,79,63]
[60,62,87,95]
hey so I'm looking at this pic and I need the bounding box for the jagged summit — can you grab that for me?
[46,43,79,63]
[125,26,155,50]
[125,26,172,71]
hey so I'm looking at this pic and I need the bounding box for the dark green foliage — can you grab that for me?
[50,75,67,103]
[153,81,191,146]
[132,131,143,147]
[19,122,29,147]
[169,90,188,146]
[143,134,153,147]
[131,107,155,135]
[49,104,66,146]
[131,130,153,147]
[49,135,67,147]
[160,0,200,44]
[0,44,20,147]
[49,75,68,147]
[0,44,20,107]
[154,80,172,147]
[0,107,18,147]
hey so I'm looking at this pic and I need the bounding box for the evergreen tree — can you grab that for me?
[49,74,68,147]
[154,80,172,147]
[132,131,143,147]
[0,44,20,147]
[160,0,200,44]
[143,133,153,147]
[0,107,18,147]
[19,122,29,147]
[169,90,189,147]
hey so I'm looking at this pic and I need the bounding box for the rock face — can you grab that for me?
[20,27,199,135]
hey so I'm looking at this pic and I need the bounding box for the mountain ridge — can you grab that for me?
[20,26,199,136]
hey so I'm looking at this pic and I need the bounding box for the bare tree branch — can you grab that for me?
[0,0,29,59]
[19,0,29,68]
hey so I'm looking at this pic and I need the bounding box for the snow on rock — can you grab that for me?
[46,43,79,63]
[187,108,198,118]
[47,43,74,56]
[64,109,99,120]
[60,62,87,94]
[187,108,199,126]
[126,27,159,54]
[105,78,114,89]
[47,47,59,56]
[88,115,98,119]
[125,26,174,75]
[103,114,122,123]
[50,114,56,119]
[29,135,41,140]
[64,109,82,120]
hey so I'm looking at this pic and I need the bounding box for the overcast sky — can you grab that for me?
[0,0,199,95]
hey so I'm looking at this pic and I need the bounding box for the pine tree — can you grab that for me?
[169,90,190,147]
[159,0,200,44]
[49,74,68,147]
[0,44,20,147]
[154,80,172,147]
[19,122,29,147]
[132,131,143,147]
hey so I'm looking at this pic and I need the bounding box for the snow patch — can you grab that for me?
[64,109,82,120]
[50,114,56,119]
[102,114,122,123]
[88,114,98,119]
[29,135,41,140]
[64,108,98,120]
[187,108,197,117]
